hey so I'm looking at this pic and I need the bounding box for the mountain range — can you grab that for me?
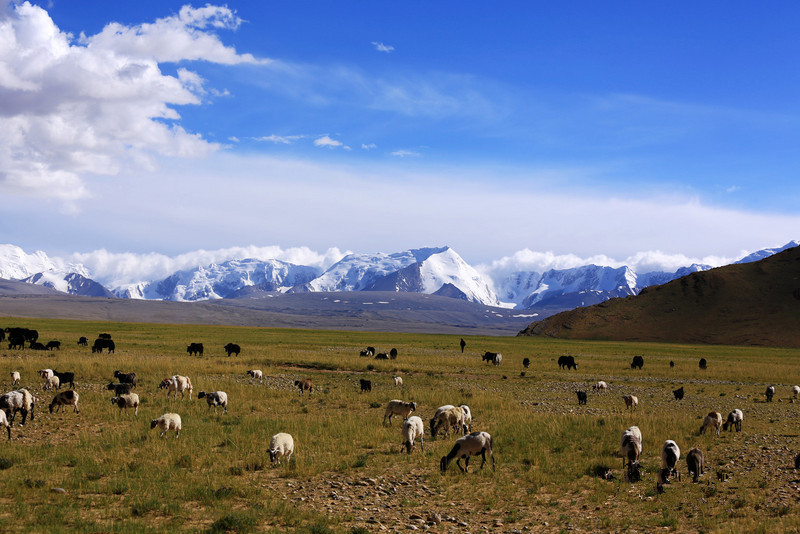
[0,241,797,316]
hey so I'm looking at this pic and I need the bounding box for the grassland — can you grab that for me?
[1,317,799,533]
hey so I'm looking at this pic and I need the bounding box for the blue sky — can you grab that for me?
[1,1,798,282]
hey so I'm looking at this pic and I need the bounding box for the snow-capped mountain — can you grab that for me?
[114,258,320,301]
[735,240,799,264]
[23,272,115,298]
[0,244,62,280]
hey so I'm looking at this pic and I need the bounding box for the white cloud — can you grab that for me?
[391,149,420,157]
[255,134,305,144]
[314,135,348,149]
[371,41,394,53]
[361,143,377,150]
[0,2,262,202]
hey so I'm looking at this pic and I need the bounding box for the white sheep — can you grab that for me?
[593,380,608,391]
[0,410,9,439]
[401,415,424,454]
[38,369,54,380]
[723,409,744,432]
[383,399,417,425]
[49,390,79,414]
[793,385,800,399]
[429,405,455,437]
[623,395,638,410]
[440,431,494,472]
[268,432,294,465]
[247,370,263,382]
[198,391,228,414]
[620,426,643,481]
[111,393,140,416]
[459,404,473,432]
[10,371,19,386]
[661,439,681,482]
[700,411,723,436]
[151,413,182,438]
[44,375,60,391]
[0,389,35,426]
[492,353,502,366]
[432,406,468,438]
[393,376,403,388]
[159,375,193,400]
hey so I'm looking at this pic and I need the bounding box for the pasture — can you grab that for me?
[1,317,800,533]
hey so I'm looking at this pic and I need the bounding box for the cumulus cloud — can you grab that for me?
[371,41,394,53]
[314,135,349,149]
[0,2,262,202]
[71,245,349,287]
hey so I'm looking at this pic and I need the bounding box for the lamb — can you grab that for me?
[10,371,19,386]
[661,440,681,482]
[593,381,608,391]
[0,410,9,439]
[111,393,140,416]
[113,371,136,388]
[620,426,643,482]
[793,385,800,399]
[700,412,723,436]
[686,448,704,483]
[623,395,638,410]
[198,391,228,414]
[429,405,455,437]
[765,385,775,402]
[268,432,294,465]
[159,375,193,400]
[247,369,263,382]
[431,406,467,438]
[107,382,134,396]
[393,376,403,388]
[44,375,60,391]
[722,409,744,432]
[440,431,494,472]
[383,399,417,425]
[401,415,425,454]
[151,413,181,438]
[294,379,313,396]
[49,390,79,415]
[0,389,35,426]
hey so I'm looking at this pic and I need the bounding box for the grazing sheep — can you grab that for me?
[111,393,140,416]
[247,369,263,382]
[223,343,240,357]
[359,379,372,393]
[722,409,744,432]
[620,426,643,482]
[383,399,417,425]
[46,340,61,351]
[630,355,644,369]
[661,440,681,482]
[401,415,425,454]
[77,336,88,346]
[268,432,294,464]
[557,355,578,370]
[593,381,608,391]
[53,371,75,389]
[522,357,530,368]
[669,360,675,368]
[699,358,707,370]
[359,349,372,357]
[159,375,193,400]
[374,352,389,360]
[294,379,313,395]
[39,369,54,381]
[440,431,494,472]
[389,348,398,359]
[151,413,181,439]
[700,412,723,436]
[113,371,136,388]
[765,385,775,402]
[44,375,60,391]
[687,448,704,483]
[0,389,35,426]
[49,390,79,415]
[107,382,134,396]
[429,405,455,437]
[197,391,228,414]
[673,386,685,401]
[393,376,403,388]
[459,405,472,432]
[432,406,467,438]
[0,410,9,439]
[10,371,19,386]
[793,385,800,399]
[623,395,638,410]
[576,391,588,405]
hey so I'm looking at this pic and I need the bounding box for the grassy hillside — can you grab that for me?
[1,317,800,532]
[519,245,800,347]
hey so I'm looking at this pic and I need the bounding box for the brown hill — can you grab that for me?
[518,245,800,347]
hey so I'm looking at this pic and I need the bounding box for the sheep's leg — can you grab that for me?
[456,458,466,472]
[420,436,424,452]
[4,425,9,439]
[479,450,486,469]
[160,429,166,438]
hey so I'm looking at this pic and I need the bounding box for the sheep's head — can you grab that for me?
[110,397,119,405]
[268,449,278,462]
[198,392,207,399]
[150,419,159,429]
[410,402,417,412]
[158,379,171,389]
